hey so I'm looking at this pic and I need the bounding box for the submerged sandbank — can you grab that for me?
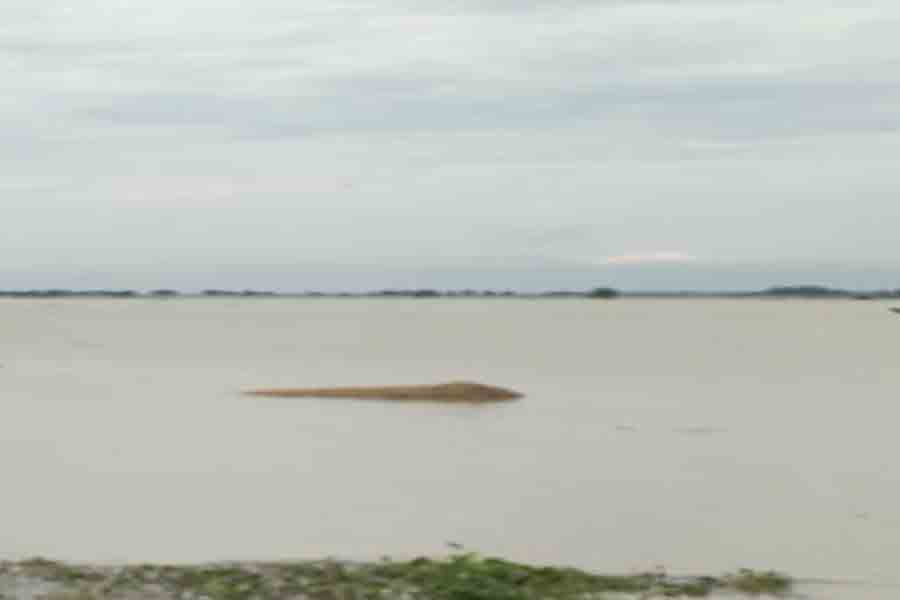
[245,381,523,403]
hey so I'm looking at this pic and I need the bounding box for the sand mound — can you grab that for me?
[245,381,522,403]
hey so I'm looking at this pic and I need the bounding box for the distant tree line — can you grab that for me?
[0,289,138,298]
[2,285,898,299]
[755,285,847,297]
[0,287,621,299]
[752,286,900,298]
[202,289,277,297]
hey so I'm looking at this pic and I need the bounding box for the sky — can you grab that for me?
[3,0,900,291]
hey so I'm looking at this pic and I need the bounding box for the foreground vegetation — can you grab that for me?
[0,554,792,599]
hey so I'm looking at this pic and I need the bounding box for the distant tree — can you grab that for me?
[412,289,440,298]
[587,287,620,299]
[151,289,179,297]
[759,286,846,297]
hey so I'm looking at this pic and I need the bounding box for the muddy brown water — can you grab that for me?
[2,298,898,598]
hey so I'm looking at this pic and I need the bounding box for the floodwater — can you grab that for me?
[2,298,899,598]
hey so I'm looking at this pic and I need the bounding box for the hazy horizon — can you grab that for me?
[2,259,900,294]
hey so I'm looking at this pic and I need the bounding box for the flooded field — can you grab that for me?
[2,298,898,598]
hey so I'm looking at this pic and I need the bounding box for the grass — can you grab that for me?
[245,381,523,403]
[1,554,792,599]
[15,558,104,584]
[40,592,100,600]
[727,569,793,595]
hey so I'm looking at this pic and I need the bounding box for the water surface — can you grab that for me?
[2,298,898,597]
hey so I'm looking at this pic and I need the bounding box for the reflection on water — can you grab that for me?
[2,298,899,598]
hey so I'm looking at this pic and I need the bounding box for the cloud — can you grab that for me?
[1,0,898,167]
[602,252,697,266]
[2,0,900,286]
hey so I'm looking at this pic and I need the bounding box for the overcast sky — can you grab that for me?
[3,0,900,291]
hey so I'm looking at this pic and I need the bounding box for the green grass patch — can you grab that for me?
[16,558,104,584]
[727,569,793,596]
[1,554,793,599]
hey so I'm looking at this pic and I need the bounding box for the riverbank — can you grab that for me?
[0,555,790,599]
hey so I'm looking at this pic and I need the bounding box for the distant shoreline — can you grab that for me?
[1,285,898,300]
